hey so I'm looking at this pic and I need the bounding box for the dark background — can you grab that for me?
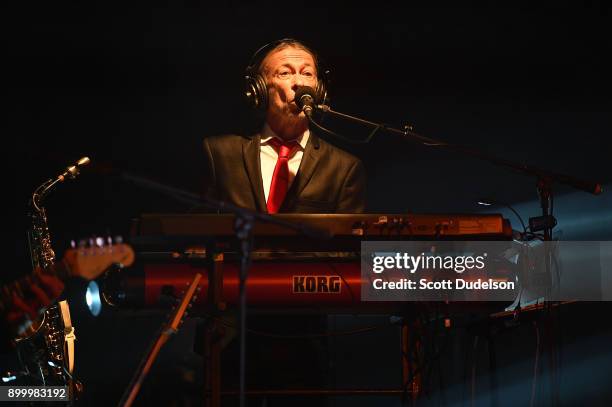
[6,2,612,406]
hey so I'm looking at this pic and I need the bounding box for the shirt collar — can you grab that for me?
[260,123,309,150]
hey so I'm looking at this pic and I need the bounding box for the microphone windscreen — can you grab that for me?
[294,86,316,109]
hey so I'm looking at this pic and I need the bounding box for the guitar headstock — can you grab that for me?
[167,273,202,332]
[62,236,135,281]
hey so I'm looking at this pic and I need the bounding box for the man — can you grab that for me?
[202,38,366,213]
[199,39,367,405]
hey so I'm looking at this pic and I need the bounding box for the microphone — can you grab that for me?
[32,156,92,209]
[57,157,91,182]
[294,86,316,116]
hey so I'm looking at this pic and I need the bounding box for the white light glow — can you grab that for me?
[86,281,102,317]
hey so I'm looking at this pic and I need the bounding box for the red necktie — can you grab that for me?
[267,138,298,213]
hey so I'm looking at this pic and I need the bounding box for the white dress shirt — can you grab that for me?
[259,123,309,203]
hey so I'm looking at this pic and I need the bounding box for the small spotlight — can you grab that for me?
[477,199,494,206]
[86,280,102,317]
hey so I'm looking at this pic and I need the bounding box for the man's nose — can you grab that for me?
[292,75,305,88]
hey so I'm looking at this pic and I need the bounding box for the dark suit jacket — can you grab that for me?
[202,132,366,213]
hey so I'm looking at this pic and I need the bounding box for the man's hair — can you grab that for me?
[256,39,319,76]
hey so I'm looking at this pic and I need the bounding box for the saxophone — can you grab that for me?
[29,196,56,270]
[17,157,90,396]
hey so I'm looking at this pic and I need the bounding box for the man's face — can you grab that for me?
[261,46,317,127]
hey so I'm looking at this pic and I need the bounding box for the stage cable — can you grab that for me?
[530,321,541,407]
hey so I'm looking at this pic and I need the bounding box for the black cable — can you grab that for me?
[418,306,436,399]
[400,323,423,401]
[550,193,554,222]
[398,308,455,402]
[471,335,479,407]
[487,335,499,407]
[478,199,528,238]
[554,299,563,407]
[432,302,449,405]
[438,310,452,407]
[307,114,346,142]
[307,113,381,145]
[461,332,470,407]
[524,232,545,241]
[530,321,540,407]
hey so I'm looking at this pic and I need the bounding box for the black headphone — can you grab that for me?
[244,38,330,112]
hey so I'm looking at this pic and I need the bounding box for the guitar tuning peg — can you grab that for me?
[78,239,87,248]
[70,240,76,249]
[88,238,95,247]
[114,236,123,244]
[107,236,113,246]
[95,237,104,248]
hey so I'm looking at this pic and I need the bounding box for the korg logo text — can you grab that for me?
[292,276,341,293]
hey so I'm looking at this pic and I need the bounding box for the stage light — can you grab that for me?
[86,280,102,317]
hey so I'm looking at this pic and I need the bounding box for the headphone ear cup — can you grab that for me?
[245,73,268,111]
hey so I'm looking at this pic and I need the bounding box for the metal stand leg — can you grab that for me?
[401,320,421,403]
[204,252,225,407]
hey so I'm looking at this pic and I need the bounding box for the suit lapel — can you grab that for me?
[242,134,267,212]
[282,133,321,210]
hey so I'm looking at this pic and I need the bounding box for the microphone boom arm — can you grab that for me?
[312,103,603,196]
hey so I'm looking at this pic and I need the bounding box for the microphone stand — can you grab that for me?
[117,172,331,407]
[312,104,602,197]
[308,103,601,243]
[308,103,602,407]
